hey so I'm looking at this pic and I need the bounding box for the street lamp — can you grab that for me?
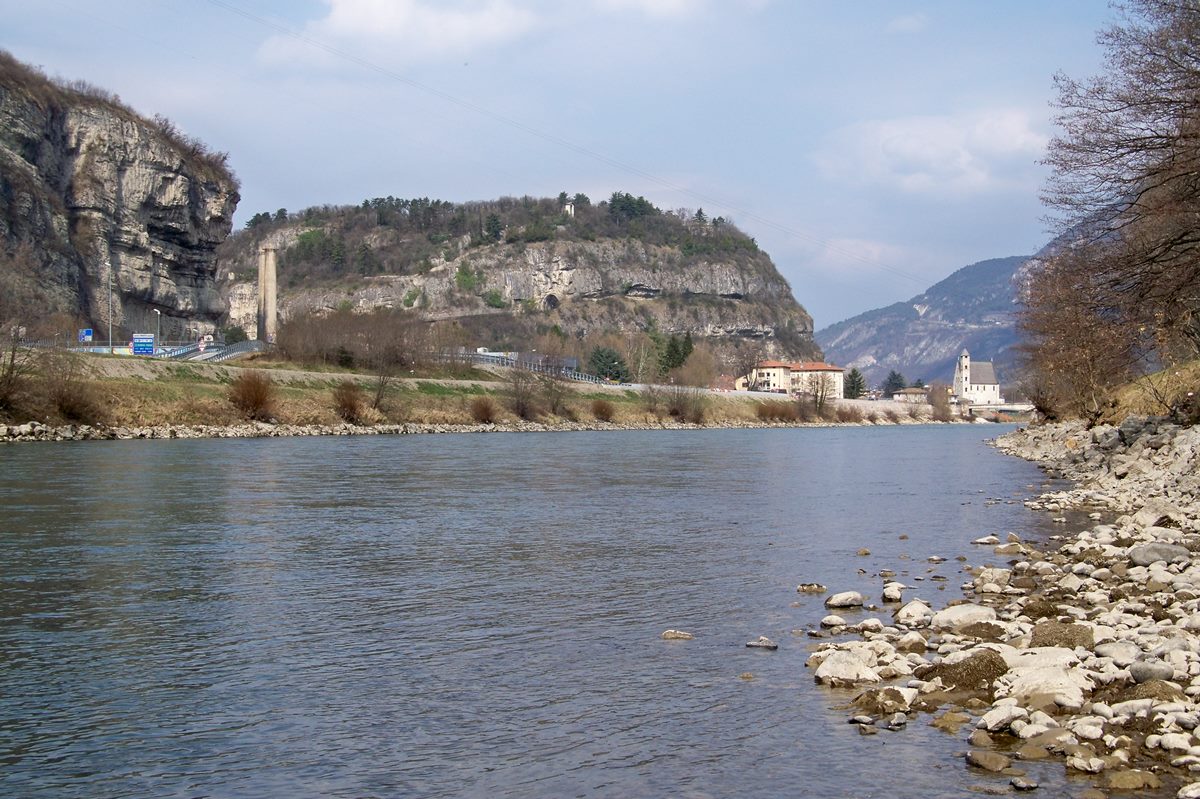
[153,309,161,354]
[107,260,113,354]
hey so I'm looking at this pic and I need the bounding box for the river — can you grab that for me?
[1,425,1101,798]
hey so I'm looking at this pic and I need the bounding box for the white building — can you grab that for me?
[952,349,1003,405]
[736,361,844,399]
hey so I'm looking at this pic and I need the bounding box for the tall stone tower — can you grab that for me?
[257,246,278,343]
[953,349,970,399]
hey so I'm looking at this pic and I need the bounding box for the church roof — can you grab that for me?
[971,361,997,385]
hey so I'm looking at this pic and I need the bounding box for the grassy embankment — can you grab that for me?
[10,352,777,428]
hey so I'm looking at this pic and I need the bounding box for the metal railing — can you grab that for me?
[209,340,267,362]
[450,351,607,385]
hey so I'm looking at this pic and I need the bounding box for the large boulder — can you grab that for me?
[813,651,881,687]
[825,591,865,609]
[930,603,997,630]
[1129,542,1191,566]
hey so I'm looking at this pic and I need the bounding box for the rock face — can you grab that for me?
[0,53,239,337]
[220,228,818,360]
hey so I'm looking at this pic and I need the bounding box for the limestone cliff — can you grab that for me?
[221,210,818,362]
[0,52,239,340]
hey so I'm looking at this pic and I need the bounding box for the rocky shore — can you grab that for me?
[805,416,1200,796]
[0,413,976,443]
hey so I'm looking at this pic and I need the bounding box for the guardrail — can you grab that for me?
[451,352,607,385]
[210,340,267,362]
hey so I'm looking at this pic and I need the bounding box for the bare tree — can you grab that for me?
[1043,0,1200,359]
[1018,245,1145,422]
[728,340,766,391]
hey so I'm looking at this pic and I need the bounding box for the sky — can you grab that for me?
[3,0,1118,328]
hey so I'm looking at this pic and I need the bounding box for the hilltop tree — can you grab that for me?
[882,370,907,397]
[843,367,866,399]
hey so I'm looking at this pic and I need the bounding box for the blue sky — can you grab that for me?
[3,0,1116,328]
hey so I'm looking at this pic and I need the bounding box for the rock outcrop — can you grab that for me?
[0,52,239,338]
[220,223,818,361]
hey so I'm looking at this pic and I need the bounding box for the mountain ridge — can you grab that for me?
[815,255,1032,387]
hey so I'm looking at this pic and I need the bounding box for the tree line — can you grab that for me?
[229,191,762,287]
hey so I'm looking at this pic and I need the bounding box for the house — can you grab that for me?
[736,360,845,399]
[952,349,1003,405]
[892,387,929,404]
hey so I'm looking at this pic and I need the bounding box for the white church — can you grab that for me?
[952,349,1003,406]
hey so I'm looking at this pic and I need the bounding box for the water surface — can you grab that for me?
[1,426,1106,798]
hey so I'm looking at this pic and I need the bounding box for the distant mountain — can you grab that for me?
[815,255,1032,388]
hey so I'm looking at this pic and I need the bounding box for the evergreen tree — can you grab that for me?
[844,368,866,399]
[484,214,503,242]
[681,331,694,360]
[659,334,689,374]
[882,370,907,397]
[588,347,630,382]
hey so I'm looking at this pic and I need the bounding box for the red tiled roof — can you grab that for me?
[754,361,843,371]
[790,361,843,372]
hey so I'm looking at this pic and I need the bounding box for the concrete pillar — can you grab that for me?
[256,247,265,341]
[257,246,278,343]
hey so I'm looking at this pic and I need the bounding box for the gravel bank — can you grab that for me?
[0,414,976,443]
[806,417,1200,796]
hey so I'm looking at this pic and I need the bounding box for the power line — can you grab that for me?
[202,0,928,286]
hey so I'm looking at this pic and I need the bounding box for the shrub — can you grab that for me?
[666,385,706,424]
[507,368,540,420]
[907,406,922,420]
[755,400,798,422]
[482,289,506,309]
[884,409,900,424]
[865,411,879,424]
[641,384,664,416]
[835,406,864,423]
[470,395,499,423]
[332,379,365,424]
[229,370,276,421]
[592,398,615,422]
[40,351,105,424]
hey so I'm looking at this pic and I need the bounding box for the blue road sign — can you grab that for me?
[78,328,93,343]
[132,333,155,356]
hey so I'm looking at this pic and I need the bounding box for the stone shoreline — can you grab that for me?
[0,414,978,443]
[805,416,1200,797]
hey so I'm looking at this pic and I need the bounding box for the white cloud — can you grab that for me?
[887,13,928,34]
[593,0,701,18]
[814,109,1048,194]
[259,0,539,65]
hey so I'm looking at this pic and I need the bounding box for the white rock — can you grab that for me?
[813,651,881,686]
[1095,641,1142,667]
[930,603,997,630]
[1162,733,1195,752]
[881,582,906,602]
[978,704,1028,732]
[1066,755,1106,773]
[1179,782,1200,798]
[894,599,933,627]
[820,614,846,628]
[825,591,865,609]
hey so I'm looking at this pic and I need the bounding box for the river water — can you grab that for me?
[0,425,1107,798]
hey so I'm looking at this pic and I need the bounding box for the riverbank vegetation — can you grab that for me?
[0,349,983,433]
[1023,0,1200,425]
